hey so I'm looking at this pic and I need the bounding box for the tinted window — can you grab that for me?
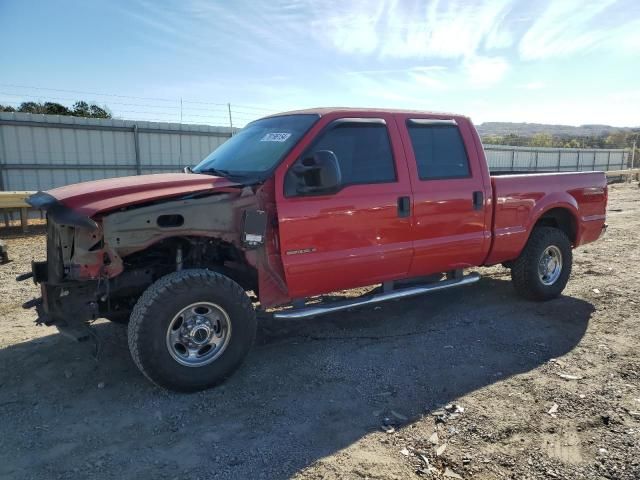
[309,122,396,185]
[407,123,470,180]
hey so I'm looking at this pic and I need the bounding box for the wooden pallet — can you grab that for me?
[0,191,36,232]
[605,168,640,179]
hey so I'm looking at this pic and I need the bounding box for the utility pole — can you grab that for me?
[632,139,636,170]
[227,103,233,134]
[179,97,183,166]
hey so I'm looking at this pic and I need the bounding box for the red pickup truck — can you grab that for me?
[20,108,607,391]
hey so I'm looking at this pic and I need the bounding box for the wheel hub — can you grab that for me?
[166,302,232,367]
[190,324,211,345]
[538,245,563,286]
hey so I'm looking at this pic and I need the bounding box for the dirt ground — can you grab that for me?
[0,183,639,480]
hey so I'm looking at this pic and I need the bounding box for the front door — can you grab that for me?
[275,114,414,299]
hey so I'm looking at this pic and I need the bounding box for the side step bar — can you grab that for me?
[273,272,481,320]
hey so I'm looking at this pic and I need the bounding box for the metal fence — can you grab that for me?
[0,112,234,191]
[0,112,631,191]
[484,144,628,173]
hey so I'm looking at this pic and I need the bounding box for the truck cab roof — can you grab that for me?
[264,107,471,121]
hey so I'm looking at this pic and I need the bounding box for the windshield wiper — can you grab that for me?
[199,167,234,178]
[198,167,264,185]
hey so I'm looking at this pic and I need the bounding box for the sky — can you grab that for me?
[0,0,639,127]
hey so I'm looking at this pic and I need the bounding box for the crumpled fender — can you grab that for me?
[27,191,98,230]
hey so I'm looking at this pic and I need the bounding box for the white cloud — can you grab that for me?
[519,0,640,60]
[521,81,546,90]
[111,0,640,123]
[346,65,448,76]
[345,65,450,90]
[311,0,640,64]
[408,71,447,89]
[463,56,509,87]
[310,0,514,59]
[308,0,516,90]
[315,0,386,55]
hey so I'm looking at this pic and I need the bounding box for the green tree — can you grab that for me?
[18,101,47,114]
[72,101,90,117]
[563,139,581,148]
[529,133,553,147]
[5,100,112,118]
[89,104,110,118]
[71,101,111,118]
[17,101,72,115]
[43,102,70,115]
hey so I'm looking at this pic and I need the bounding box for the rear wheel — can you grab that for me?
[511,227,572,301]
[128,269,256,392]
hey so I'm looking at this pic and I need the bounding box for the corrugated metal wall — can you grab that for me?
[0,112,233,190]
[0,113,630,191]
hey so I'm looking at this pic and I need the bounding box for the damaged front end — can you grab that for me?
[19,183,288,341]
[19,192,126,340]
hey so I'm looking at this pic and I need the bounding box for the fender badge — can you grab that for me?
[286,248,317,255]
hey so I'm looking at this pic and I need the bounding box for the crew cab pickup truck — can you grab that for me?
[19,108,608,391]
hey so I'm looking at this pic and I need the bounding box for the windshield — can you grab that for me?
[193,114,319,179]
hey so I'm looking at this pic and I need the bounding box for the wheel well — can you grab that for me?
[534,208,577,244]
[121,236,257,291]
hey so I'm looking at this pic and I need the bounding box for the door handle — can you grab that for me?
[472,191,484,210]
[397,196,410,218]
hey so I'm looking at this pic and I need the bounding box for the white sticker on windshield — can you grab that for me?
[260,132,291,142]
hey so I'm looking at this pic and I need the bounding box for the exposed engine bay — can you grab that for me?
[21,184,286,340]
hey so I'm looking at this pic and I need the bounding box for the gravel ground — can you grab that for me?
[0,182,638,480]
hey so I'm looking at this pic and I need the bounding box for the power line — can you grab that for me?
[0,93,236,120]
[0,83,284,127]
[180,99,228,106]
[232,104,278,112]
[0,88,275,119]
[0,83,179,103]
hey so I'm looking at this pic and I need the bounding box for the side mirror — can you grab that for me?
[183,166,193,174]
[292,150,342,194]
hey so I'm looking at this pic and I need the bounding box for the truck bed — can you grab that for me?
[485,171,607,265]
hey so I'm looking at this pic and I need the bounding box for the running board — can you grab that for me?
[273,272,481,320]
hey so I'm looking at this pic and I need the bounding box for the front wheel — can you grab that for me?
[511,227,572,301]
[127,269,256,392]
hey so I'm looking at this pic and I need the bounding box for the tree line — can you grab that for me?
[0,101,111,119]
[482,131,639,150]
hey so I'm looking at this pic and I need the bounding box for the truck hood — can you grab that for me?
[31,173,242,217]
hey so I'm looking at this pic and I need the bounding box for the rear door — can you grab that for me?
[275,113,414,299]
[396,115,491,276]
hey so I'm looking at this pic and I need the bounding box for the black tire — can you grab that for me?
[127,269,256,392]
[511,227,572,301]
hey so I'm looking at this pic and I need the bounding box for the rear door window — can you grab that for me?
[406,121,470,180]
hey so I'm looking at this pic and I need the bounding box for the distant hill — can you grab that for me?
[477,122,636,138]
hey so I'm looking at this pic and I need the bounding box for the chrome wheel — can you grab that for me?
[165,302,232,367]
[538,245,563,286]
